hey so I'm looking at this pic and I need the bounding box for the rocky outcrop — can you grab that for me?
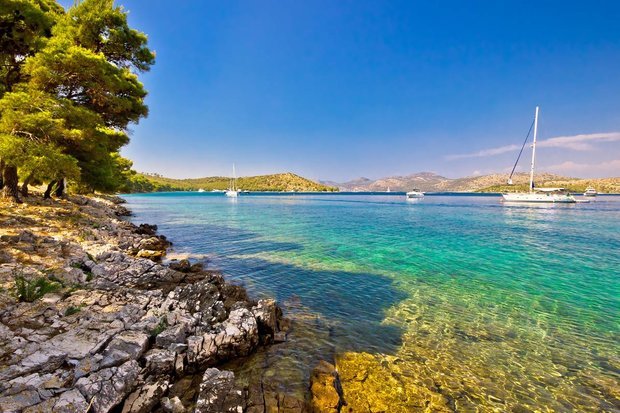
[310,361,345,413]
[0,195,287,412]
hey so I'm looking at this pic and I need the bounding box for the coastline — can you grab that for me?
[0,195,341,412]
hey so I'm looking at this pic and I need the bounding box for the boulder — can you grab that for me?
[155,324,187,349]
[169,259,191,273]
[144,349,175,375]
[161,396,185,413]
[75,360,140,413]
[251,299,282,344]
[121,378,169,413]
[195,368,245,413]
[188,308,259,367]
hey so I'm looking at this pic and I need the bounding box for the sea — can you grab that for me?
[123,192,620,412]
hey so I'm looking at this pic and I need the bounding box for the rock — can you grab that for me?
[169,259,191,273]
[136,249,165,260]
[155,324,187,349]
[135,224,158,235]
[252,299,282,344]
[75,360,140,413]
[188,308,259,367]
[23,389,89,413]
[0,250,13,263]
[144,349,175,375]
[0,348,67,382]
[161,396,185,413]
[310,361,345,413]
[274,332,287,343]
[121,378,169,413]
[53,389,89,412]
[0,389,41,412]
[99,329,149,369]
[195,368,245,413]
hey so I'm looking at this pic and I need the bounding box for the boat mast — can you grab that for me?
[529,106,539,193]
[232,164,236,191]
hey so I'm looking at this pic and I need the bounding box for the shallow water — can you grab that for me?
[124,193,620,411]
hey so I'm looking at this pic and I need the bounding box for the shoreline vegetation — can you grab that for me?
[0,194,344,412]
[127,171,620,194]
[127,172,338,193]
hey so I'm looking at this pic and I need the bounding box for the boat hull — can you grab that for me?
[225,191,238,198]
[406,193,424,199]
[502,193,576,203]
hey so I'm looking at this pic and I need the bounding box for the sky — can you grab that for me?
[62,1,620,181]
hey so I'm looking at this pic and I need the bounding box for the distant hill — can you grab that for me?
[127,172,338,193]
[323,172,620,193]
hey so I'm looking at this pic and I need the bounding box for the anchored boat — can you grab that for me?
[584,187,597,197]
[226,164,239,197]
[406,189,424,199]
[502,107,576,203]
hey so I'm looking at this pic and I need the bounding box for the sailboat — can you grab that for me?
[502,107,576,203]
[225,164,239,197]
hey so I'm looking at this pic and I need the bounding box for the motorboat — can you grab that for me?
[584,187,597,197]
[406,189,424,199]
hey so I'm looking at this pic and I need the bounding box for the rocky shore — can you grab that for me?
[0,195,344,413]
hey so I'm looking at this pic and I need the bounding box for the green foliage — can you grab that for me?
[13,273,61,302]
[149,317,167,338]
[0,0,63,94]
[1,0,154,195]
[64,305,82,316]
[126,172,339,193]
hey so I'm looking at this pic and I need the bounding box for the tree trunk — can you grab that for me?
[44,180,57,199]
[0,159,5,190]
[2,165,21,203]
[54,177,65,197]
[20,172,34,197]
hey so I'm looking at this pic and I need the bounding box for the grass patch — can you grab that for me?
[149,317,168,338]
[13,273,61,302]
[64,305,83,316]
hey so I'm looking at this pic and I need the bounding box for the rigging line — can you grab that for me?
[508,118,535,181]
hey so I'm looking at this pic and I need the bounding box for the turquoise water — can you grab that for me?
[124,193,620,411]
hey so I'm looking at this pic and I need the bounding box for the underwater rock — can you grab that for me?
[310,360,345,413]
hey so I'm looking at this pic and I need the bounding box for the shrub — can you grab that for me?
[149,317,167,338]
[64,305,82,316]
[13,274,61,302]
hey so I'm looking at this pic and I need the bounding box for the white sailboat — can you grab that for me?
[225,164,239,198]
[502,107,576,203]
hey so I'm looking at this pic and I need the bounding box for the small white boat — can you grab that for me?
[406,189,424,199]
[386,187,391,193]
[584,187,597,197]
[226,164,239,198]
[502,107,576,204]
[198,188,205,193]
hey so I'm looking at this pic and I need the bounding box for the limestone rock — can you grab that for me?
[161,396,185,413]
[144,349,175,375]
[195,368,245,413]
[155,324,187,349]
[252,299,282,344]
[75,360,140,413]
[121,378,169,413]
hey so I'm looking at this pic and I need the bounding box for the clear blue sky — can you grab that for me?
[63,1,620,180]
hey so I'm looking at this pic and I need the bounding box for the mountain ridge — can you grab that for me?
[321,172,620,193]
